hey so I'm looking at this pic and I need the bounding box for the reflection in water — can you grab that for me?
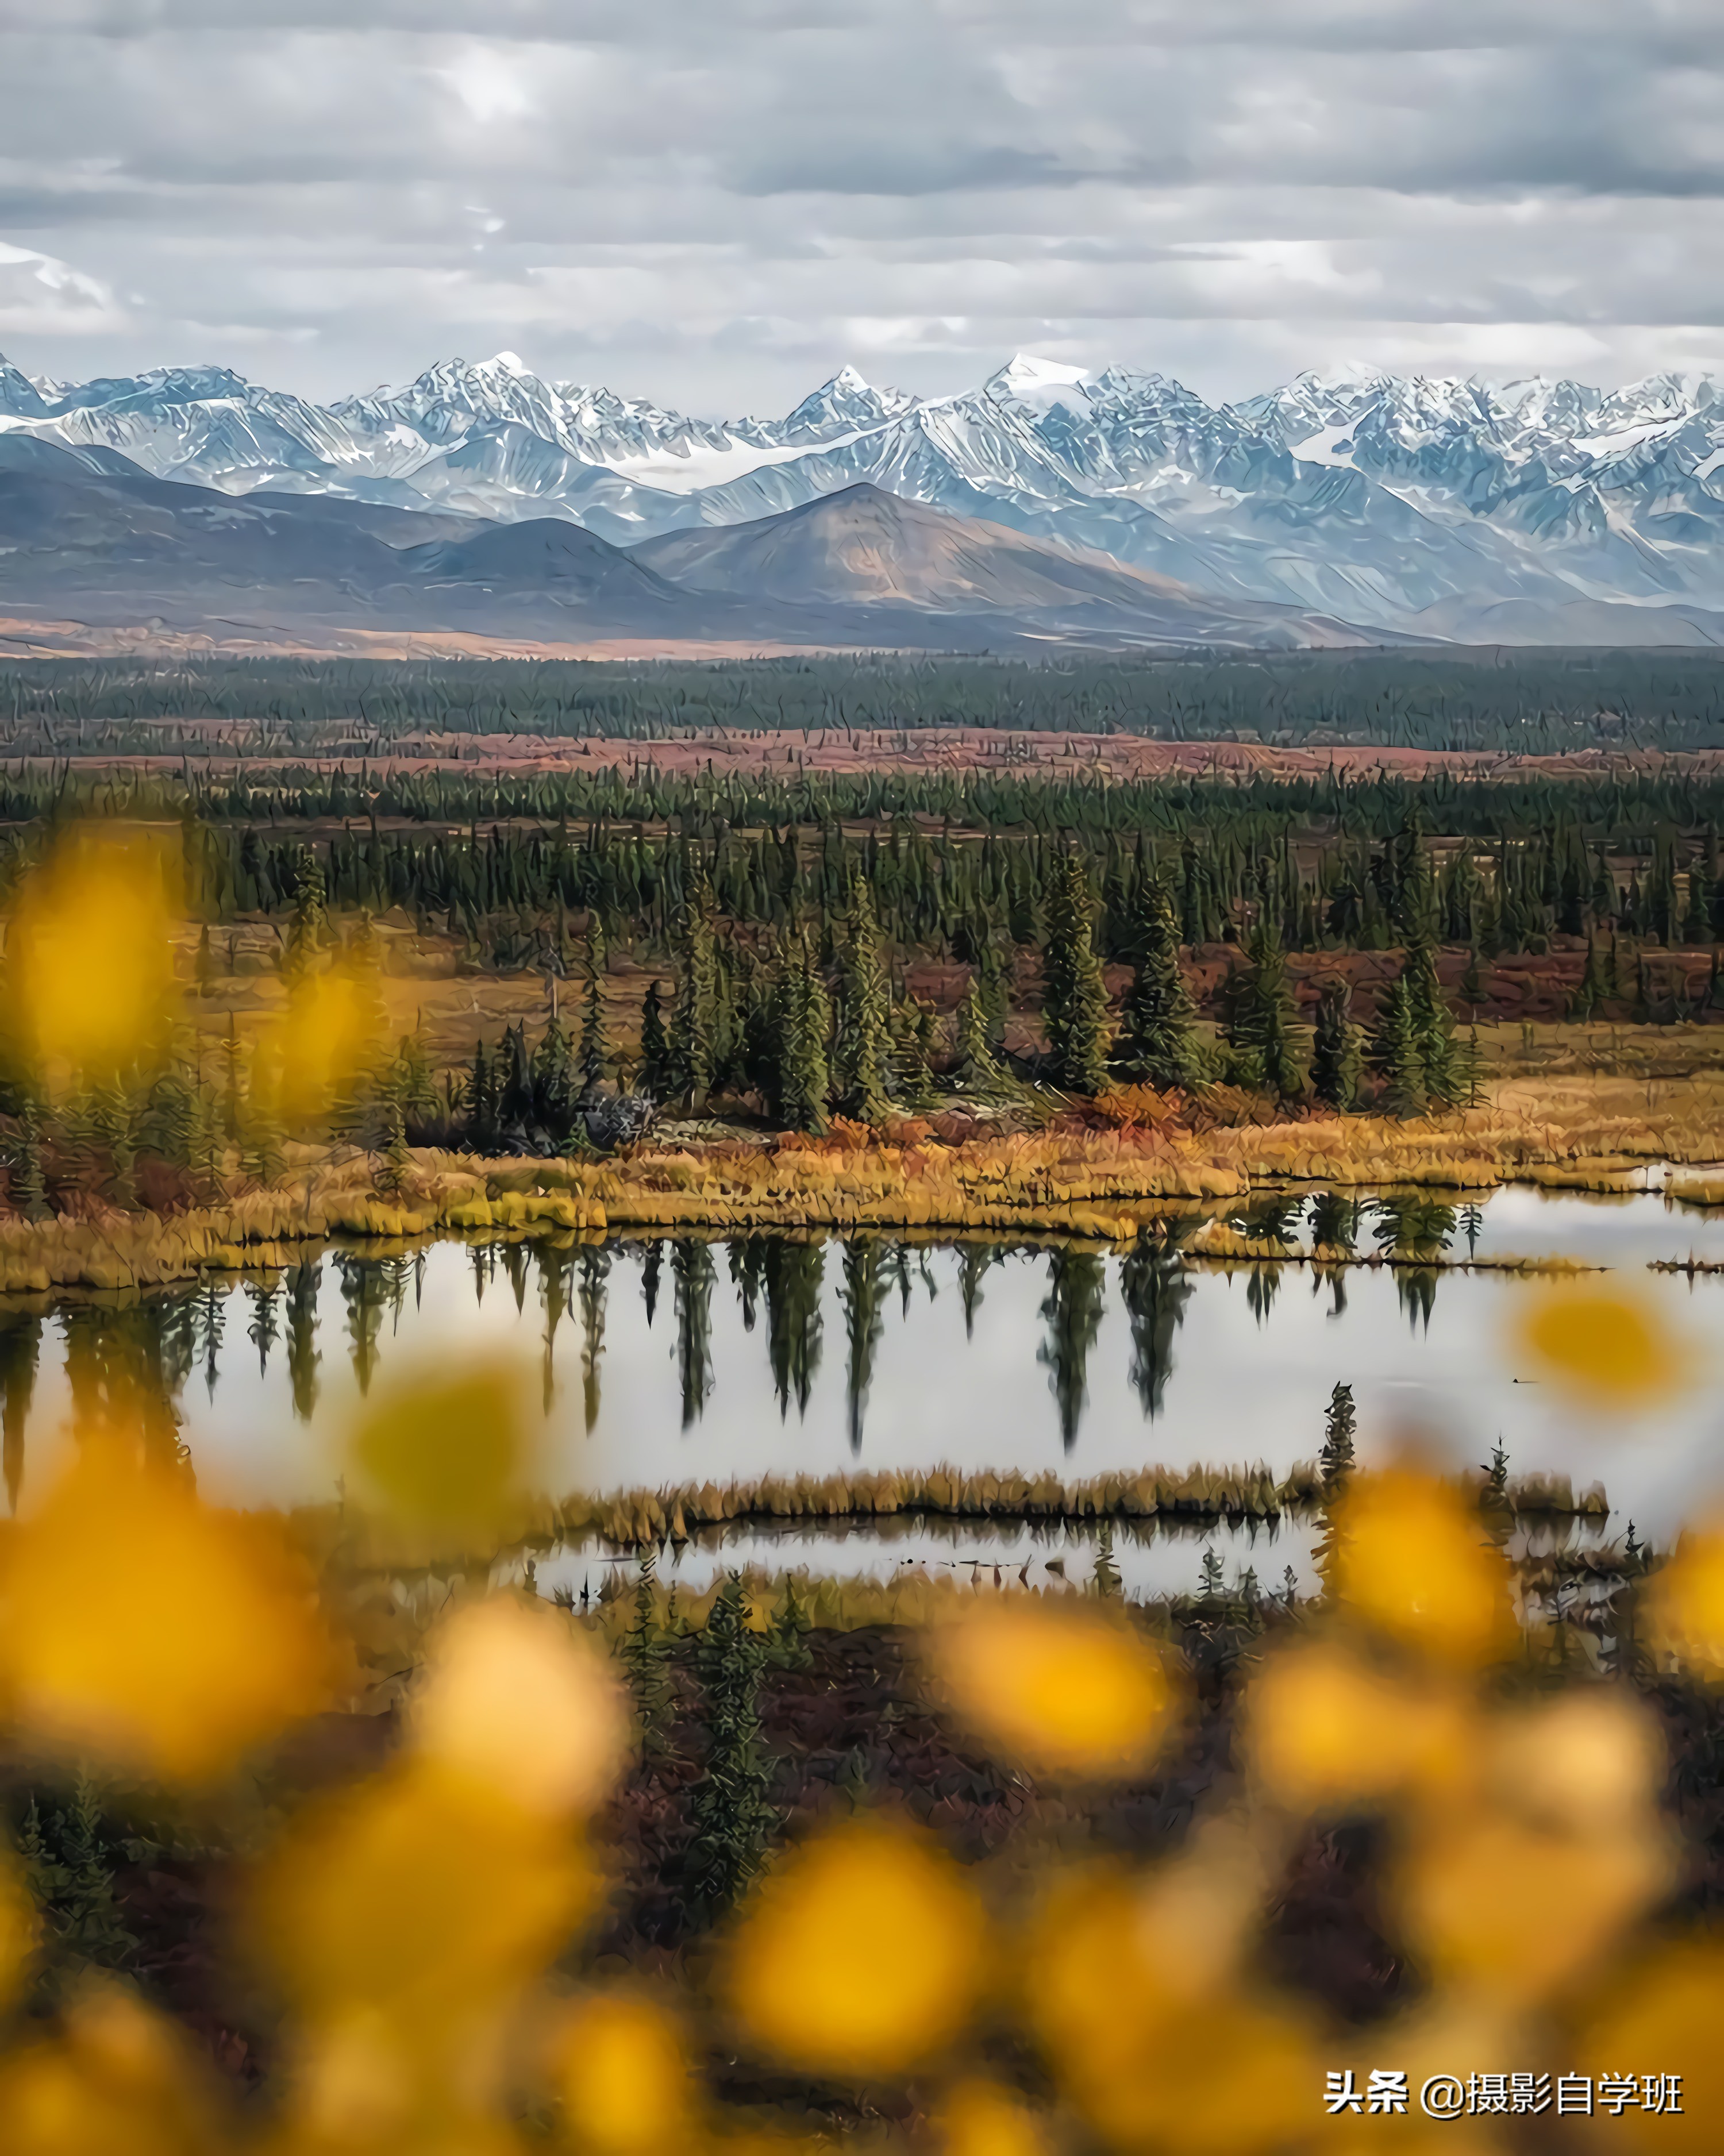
[1119,1238,1194,1419]
[0,1314,40,1511]
[1038,1248,1106,1453]
[286,1260,320,1420]
[3,1183,1724,1528]
[840,1239,891,1454]
[672,1241,715,1430]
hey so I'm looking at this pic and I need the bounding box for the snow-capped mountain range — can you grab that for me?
[9,347,1724,641]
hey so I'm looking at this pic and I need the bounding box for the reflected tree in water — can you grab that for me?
[0,1314,41,1513]
[1229,1195,1306,1247]
[763,1239,823,1420]
[1245,1265,1280,1327]
[640,1241,663,1329]
[534,1244,574,1416]
[957,1243,1003,1339]
[245,1281,279,1377]
[728,1239,769,1334]
[500,1242,530,1315]
[1038,1247,1106,1452]
[578,1245,611,1433]
[1307,1191,1360,1256]
[1460,1202,1484,1259]
[1371,1195,1457,1262]
[1397,1266,1440,1333]
[840,1239,892,1455]
[284,1261,321,1422]
[334,1255,399,1397]
[672,1239,715,1430]
[195,1283,224,1400]
[61,1306,186,1467]
[1119,1237,1194,1420]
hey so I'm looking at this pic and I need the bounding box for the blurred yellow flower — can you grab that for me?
[409,1595,633,1820]
[1579,1936,1724,2149]
[1242,1643,1472,1812]
[0,1849,37,2014]
[725,1820,987,2077]
[1332,1466,1517,1667]
[0,1981,228,2156]
[255,957,388,1129]
[345,1360,538,1551]
[1644,1519,1724,1677]
[248,1760,597,2034]
[1391,1810,1671,2007]
[1021,1871,1313,2156]
[0,1445,344,1782]
[552,1991,699,2155]
[928,1599,1180,1780]
[936,2077,1050,2156]
[1514,1284,1688,1406]
[2,826,179,1087]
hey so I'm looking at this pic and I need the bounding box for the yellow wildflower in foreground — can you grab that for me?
[725,1821,987,2076]
[1241,1642,1472,1812]
[1643,1516,1724,1677]
[1580,1936,1724,2149]
[552,1992,700,2155]
[254,956,387,1129]
[1514,1283,1689,1406]
[345,1359,538,1550]
[409,1594,633,1819]
[937,2077,1052,2156]
[2,825,179,1086]
[248,1760,597,2032]
[0,1853,39,2015]
[1332,1465,1516,1667]
[928,1597,1180,1779]
[0,1446,343,1782]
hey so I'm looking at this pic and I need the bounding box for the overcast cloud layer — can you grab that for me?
[5,1,1724,413]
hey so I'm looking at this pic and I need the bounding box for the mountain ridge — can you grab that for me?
[11,348,1724,641]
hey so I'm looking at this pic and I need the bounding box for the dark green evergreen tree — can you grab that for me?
[667,860,719,1108]
[771,941,832,1133]
[686,1573,775,1920]
[833,877,892,1123]
[1042,853,1112,1094]
[1310,980,1364,1110]
[1223,915,1305,1099]
[638,980,671,1098]
[1369,975,1428,1118]
[1115,883,1204,1089]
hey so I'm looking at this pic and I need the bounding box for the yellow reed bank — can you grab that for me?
[0,1067,1718,1293]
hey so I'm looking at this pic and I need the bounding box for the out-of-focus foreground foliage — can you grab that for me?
[0,1337,1721,2150]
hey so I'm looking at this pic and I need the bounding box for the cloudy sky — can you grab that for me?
[3,1,1724,415]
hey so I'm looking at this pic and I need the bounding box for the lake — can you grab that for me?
[4,1181,1723,1597]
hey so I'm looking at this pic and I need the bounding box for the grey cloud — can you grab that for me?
[5,3,1724,409]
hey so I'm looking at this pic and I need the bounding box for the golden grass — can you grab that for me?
[2,1064,1720,1291]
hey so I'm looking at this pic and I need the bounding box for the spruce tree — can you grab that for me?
[833,878,892,1122]
[1310,980,1363,1110]
[1223,915,1304,1099]
[622,1549,676,1753]
[952,975,1006,1092]
[1115,882,1204,1090]
[1319,1381,1357,1490]
[578,941,613,1094]
[686,1574,774,1919]
[282,849,328,984]
[638,981,671,1097]
[1403,931,1460,1104]
[1042,852,1112,1095]
[667,861,719,1108]
[771,941,832,1133]
[12,1095,47,1222]
[1369,975,1428,1118]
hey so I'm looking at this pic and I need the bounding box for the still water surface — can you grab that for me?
[2,1184,1722,1591]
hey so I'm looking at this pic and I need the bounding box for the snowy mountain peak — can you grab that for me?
[989,354,1091,402]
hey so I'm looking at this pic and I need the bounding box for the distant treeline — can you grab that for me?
[19,753,1724,854]
[7,648,1724,752]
